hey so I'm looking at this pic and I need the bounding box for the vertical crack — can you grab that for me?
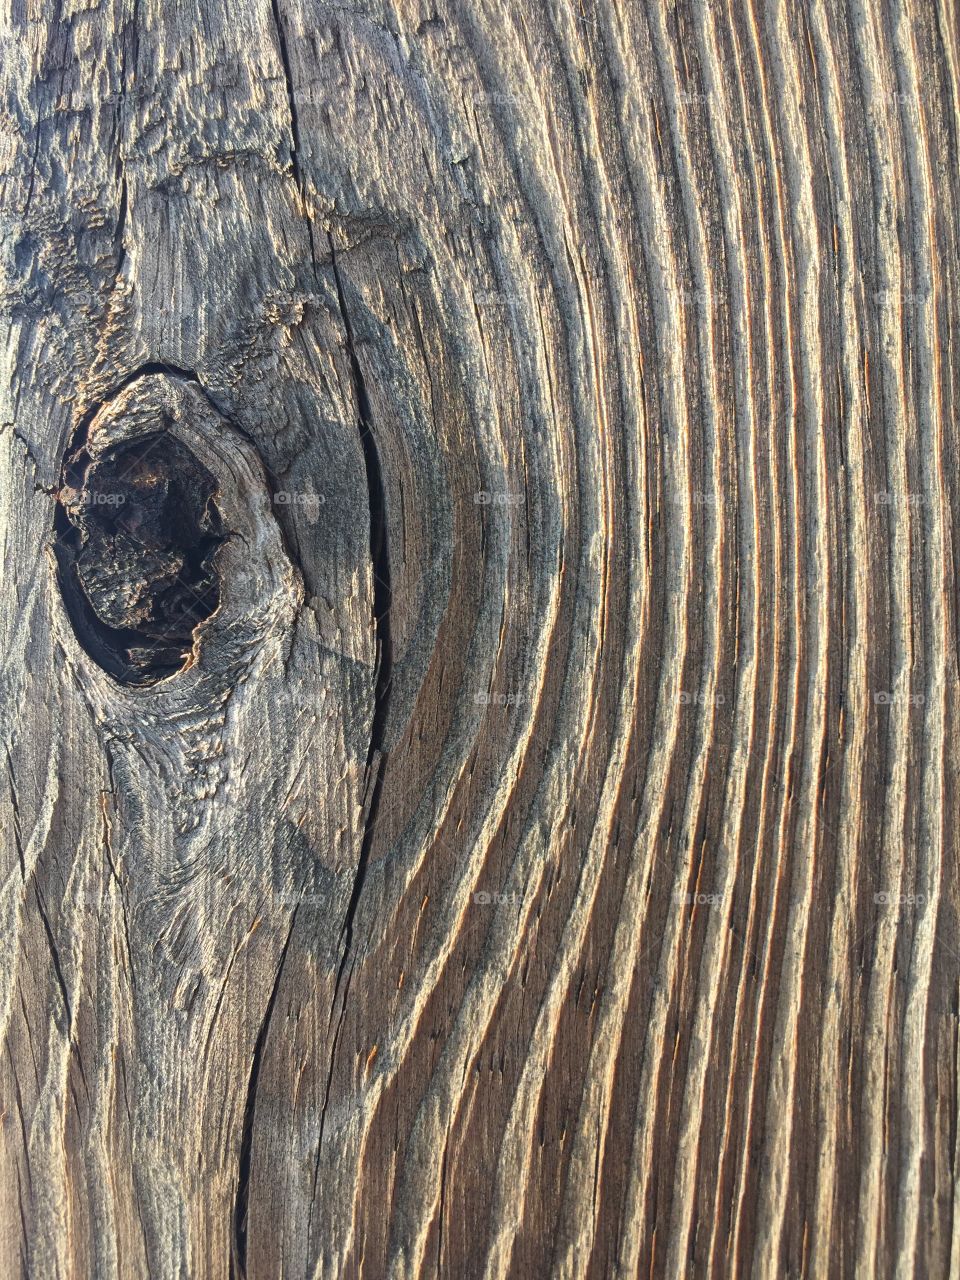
[269,0,303,188]
[231,911,297,1279]
[436,1125,452,1275]
[114,169,128,279]
[6,749,25,881]
[327,234,393,997]
[34,886,72,1028]
[269,0,322,289]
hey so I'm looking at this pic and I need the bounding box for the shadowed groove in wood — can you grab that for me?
[327,230,394,998]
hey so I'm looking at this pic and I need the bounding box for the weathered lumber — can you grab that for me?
[1,0,958,1275]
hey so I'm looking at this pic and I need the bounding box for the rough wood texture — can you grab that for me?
[1,0,958,1275]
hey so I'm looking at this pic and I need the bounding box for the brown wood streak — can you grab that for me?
[0,0,958,1275]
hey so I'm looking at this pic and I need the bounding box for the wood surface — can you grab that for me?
[1,0,959,1275]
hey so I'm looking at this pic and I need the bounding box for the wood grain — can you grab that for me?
[1,0,959,1275]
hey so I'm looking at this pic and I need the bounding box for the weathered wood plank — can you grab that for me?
[1,0,958,1275]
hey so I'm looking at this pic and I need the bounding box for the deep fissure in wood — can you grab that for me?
[268,0,303,188]
[231,914,297,1280]
[328,236,393,984]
